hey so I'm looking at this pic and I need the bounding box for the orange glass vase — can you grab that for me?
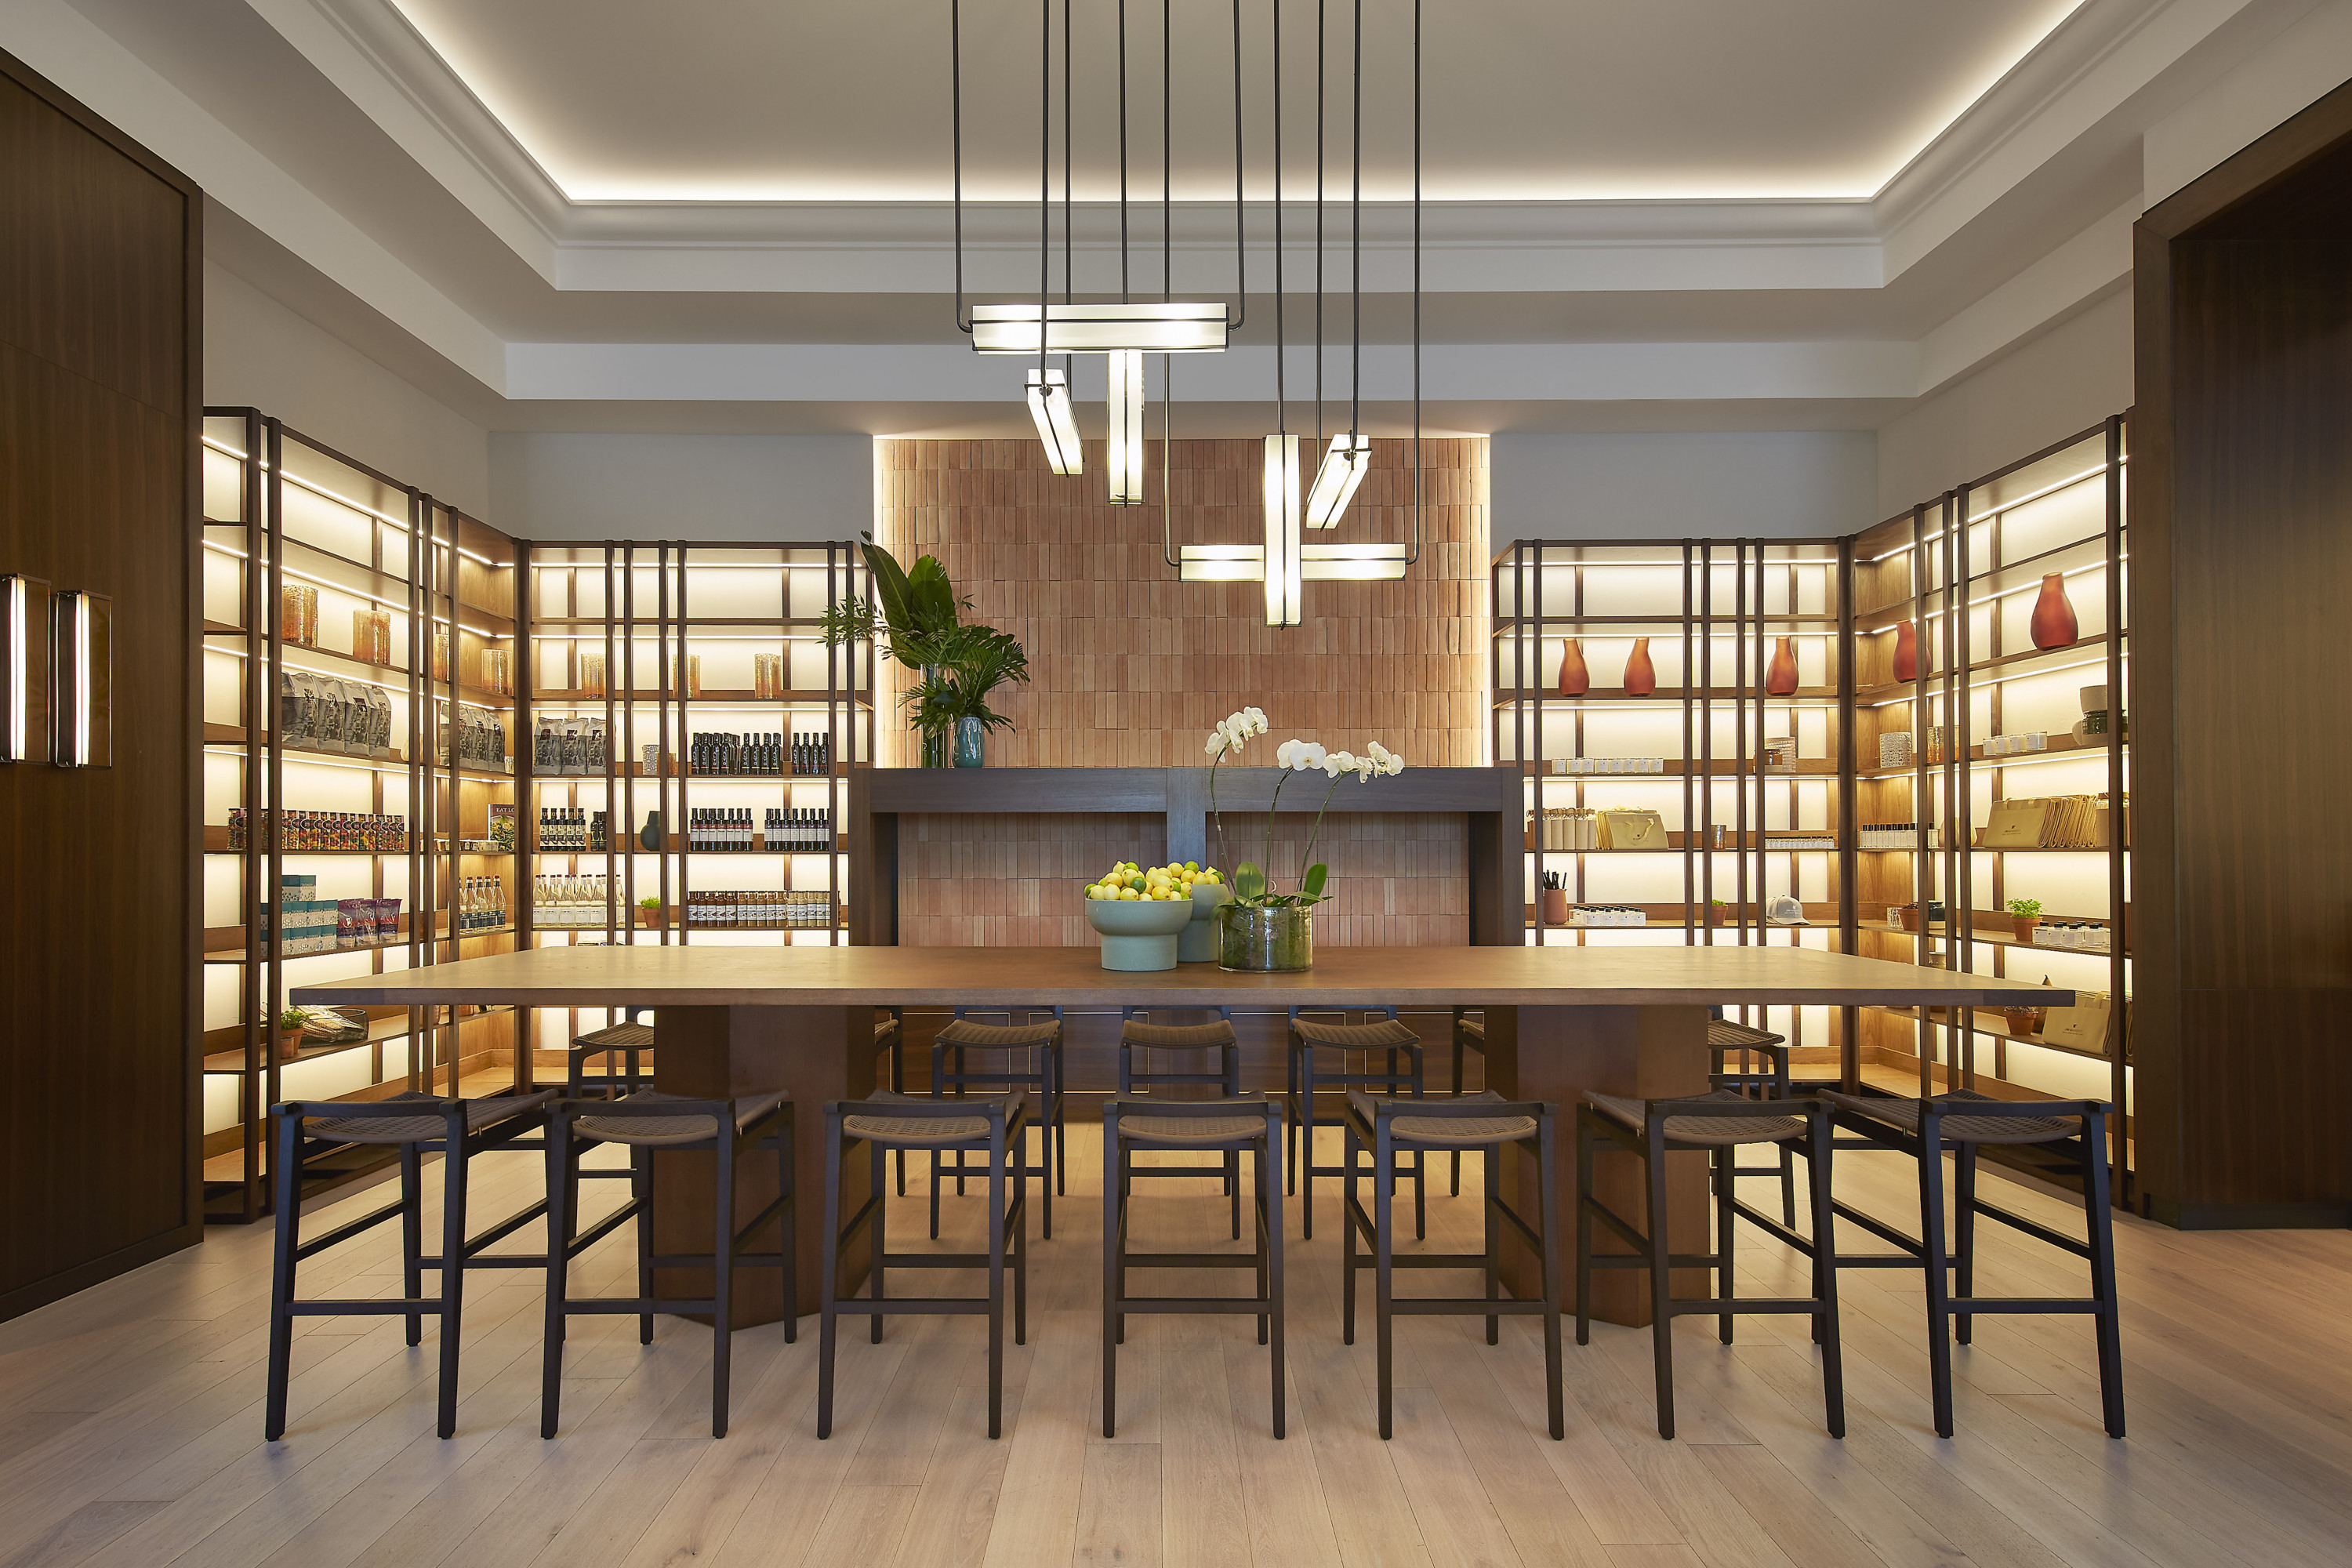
[1765,636,1800,696]
[1892,619,1918,682]
[1622,637,1656,697]
[2030,574,2079,648]
[1557,638,1588,697]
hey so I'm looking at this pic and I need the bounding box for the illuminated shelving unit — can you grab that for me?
[197,408,524,1222]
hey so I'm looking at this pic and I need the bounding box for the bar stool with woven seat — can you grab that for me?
[873,1007,906,1193]
[931,1005,1065,1238]
[1450,1007,1486,1194]
[1820,1090,2123,1439]
[539,1089,795,1438]
[568,1007,654,1100]
[1102,1094,1285,1437]
[1343,1091,1564,1441]
[265,1089,557,1440]
[1119,1005,1243,1239]
[1576,1089,1844,1441]
[821,1091,1029,1439]
[1287,1007,1426,1240]
[1708,1015,1798,1225]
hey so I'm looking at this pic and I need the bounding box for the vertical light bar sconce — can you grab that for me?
[1105,350,1146,504]
[1,575,50,764]
[1025,367,1083,475]
[52,589,111,768]
[1262,434,1302,627]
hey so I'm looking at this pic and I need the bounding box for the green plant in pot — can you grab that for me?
[276,1006,309,1063]
[1205,708,1405,971]
[819,534,1029,768]
[637,895,664,930]
[2006,896,2042,942]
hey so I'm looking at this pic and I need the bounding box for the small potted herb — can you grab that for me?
[1709,899,1730,927]
[2003,975,2055,1038]
[637,895,665,930]
[276,1006,309,1063]
[2006,897,2042,942]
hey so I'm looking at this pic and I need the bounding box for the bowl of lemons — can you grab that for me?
[1084,860,1221,971]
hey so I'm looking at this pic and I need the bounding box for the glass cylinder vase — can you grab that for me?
[953,715,986,768]
[1218,903,1313,971]
[918,664,948,767]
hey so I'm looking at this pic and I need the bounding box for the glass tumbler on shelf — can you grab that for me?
[280,583,318,648]
[579,652,605,698]
[753,652,782,699]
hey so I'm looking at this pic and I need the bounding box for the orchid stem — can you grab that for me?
[1264,769,1290,898]
[1301,773,1341,882]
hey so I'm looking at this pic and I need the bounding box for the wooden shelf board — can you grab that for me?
[1494,685,1838,707]
[1853,633,2122,704]
[1863,1002,2116,1062]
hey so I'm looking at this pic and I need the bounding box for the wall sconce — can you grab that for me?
[2,575,50,764]
[52,589,111,768]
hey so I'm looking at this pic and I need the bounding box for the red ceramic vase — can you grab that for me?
[1557,637,1588,697]
[1892,619,1919,682]
[1765,636,1800,696]
[1622,637,1657,697]
[2030,574,2079,648]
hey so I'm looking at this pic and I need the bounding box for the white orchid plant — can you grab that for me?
[1204,708,1405,907]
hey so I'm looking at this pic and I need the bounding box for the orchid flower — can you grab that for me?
[1275,738,1327,772]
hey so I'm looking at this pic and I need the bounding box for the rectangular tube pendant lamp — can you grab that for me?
[1106,350,1145,505]
[975,302,1229,354]
[1263,434,1302,627]
[1025,367,1083,475]
[1304,432,1372,528]
[1,574,50,764]
[51,588,110,767]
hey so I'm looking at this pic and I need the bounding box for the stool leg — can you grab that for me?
[1341,1120,1359,1346]
[263,1110,303,1442]
[1374,1123,1396,1441]
[1775,1054,1797,1228]
[1300,1050,1318,1241]
[2083,1114,2125,1439]
[1408,1051,1427,1243]
[1537,1121,1565,1441]
[1483,1144,1501,1345]
[1254,1140,1269,1348]
[1102,1116,1120,1438]
[987,1127,1006,1439]
[817,1119,843,1439]
[1917,1131,1957,1439]
[541,1120,572,1439]
[1114,1141,1129,1347]
[929,1044,947,1240]
[1052,1044,1068,1200]
[1266,1131,1287,1440]
[1013,1126,1029,1348]
[712,1122,736,1439]
[1954,1142,1978,1346]
[398,1142,423,1345]
[1285,1040,1301,1197]
[1040,1047,1058,1240]
[870,1140,888,1345]
[633,1149,655,1345]
[1715,1146,1737,1346]
[1573,1116,1594,1348]
[1450,1033,1465,1196]
[436,1134,470,1439]
[890,1035,906,1197]
[1644,1128,1675,1441]
[1806,1115,1845,1439]
[777,1120,797,1346]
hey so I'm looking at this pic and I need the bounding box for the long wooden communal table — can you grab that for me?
[296,946,2066,1326]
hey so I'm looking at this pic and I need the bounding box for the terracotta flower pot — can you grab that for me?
[2013,915,2041,942]
[2030,574,2079,648]
[1556,638,1588,697]
[2002,1007,2043,1038]
[1765,636,1800,696]
[1622,637,1656,697]
[277,1028,304,1063]
[1710,906,1730,927]
[1541,888,1569,925]
[1892,619,1919,682]
[637,906,664,930]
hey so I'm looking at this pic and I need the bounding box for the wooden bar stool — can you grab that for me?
[264,1089,556,1440]
[1450,1006,1486,1194]
[1707,1015,1798,1225]
[1343,1091,1563,1441]
[1102,1095,1285,1438]
[822,1091,1029,1439]
[931,1005,1066,1238]
[1119,1005,1243,1239]
[568,1007,653,1099]
[1576,1090,1844,1441]
[539,1090,794,1439]
[1287,1006,1426,1240]
[1820,1090,2124,1439]
[873,1007,906,1194]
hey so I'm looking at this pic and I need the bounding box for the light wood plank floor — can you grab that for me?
[5,1125,2350,1568]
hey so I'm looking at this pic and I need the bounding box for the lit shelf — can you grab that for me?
[1492,613,1841,634]
[532,615,829,629]
[203,923,518,963]
[532,688,870,706]
[1855,919,2121,955]
[1518,759,1838,779]
[1853,535,2118,633]
[1494,685,1838,708]
[1853,635,2122,706]
[1863,1003,2116,1062]
[532,835,849,855]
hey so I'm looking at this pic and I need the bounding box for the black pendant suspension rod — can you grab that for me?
[953,0,968,332]
[1410,0,1422,561]
[1063,0,1073,381]
[1163,0,1172,303]
[1316,0,1325,444]
[1350,0,1361,439]
[1230,0,1246,328]
[1273,0,1284,432]
[1119,0,1129,303]
[1038,0,1049,383]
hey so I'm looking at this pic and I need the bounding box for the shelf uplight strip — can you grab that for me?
[198,643,509,714]
[1869,557,2129,627]
[200,539,503,637]
[1857,651,2120,708]
[1866,458,2127,562]
[203,436,499,566]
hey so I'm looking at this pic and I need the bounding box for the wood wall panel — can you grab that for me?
[873,435,1489,768]
[0,50,201,1316]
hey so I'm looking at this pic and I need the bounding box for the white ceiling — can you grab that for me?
[20,0,2338,434]
[384,0,2082,203]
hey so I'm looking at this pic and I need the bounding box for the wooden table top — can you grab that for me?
[294,944,2071,1010]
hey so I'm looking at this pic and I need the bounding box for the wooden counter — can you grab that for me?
[297,946,2065,1327]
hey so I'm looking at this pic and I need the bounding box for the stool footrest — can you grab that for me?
[1945,1297,2107,1314]
[562,1297,722,1316]
[1666,1298,1828,1316]
[876,1249,1015,1270]
[1382,1298,1551,1317]
[1112,1296,1274,1314]
[644,1252,789,1269]
[1119,1250,1263,1269]
[284,1298,448,1316]
[829,1297,1011,1316]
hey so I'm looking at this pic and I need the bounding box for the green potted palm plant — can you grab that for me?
[820,535,1029,767]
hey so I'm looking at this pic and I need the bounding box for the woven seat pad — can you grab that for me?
[1348,1089,1536,1145]
[1584,1088,1806,1146]
[1825,1089,2078,1145]
[1117,1100,1270,1145]
[1121,1019,1238,1049]
[935,1018,1062,1048]
[1294,1015,1420,1050]
[307,1088,556,1145]
[1457,1014,1485,1042]
[843,1089,1027,1145]
[574,1089,787,1148]
[1706,1018,1786,1051]
[874,1014,901,1040]
[573,1020,655,1051]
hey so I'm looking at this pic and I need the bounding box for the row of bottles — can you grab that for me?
[688,731,834,776]
[689,808,757,851]
[685,890,836,929]
[537,806,608,851]
[683,808,837,851]
[227,808,408,852]
[533,874,613,928]
[456,876,507,933]
[768,807,833,851]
